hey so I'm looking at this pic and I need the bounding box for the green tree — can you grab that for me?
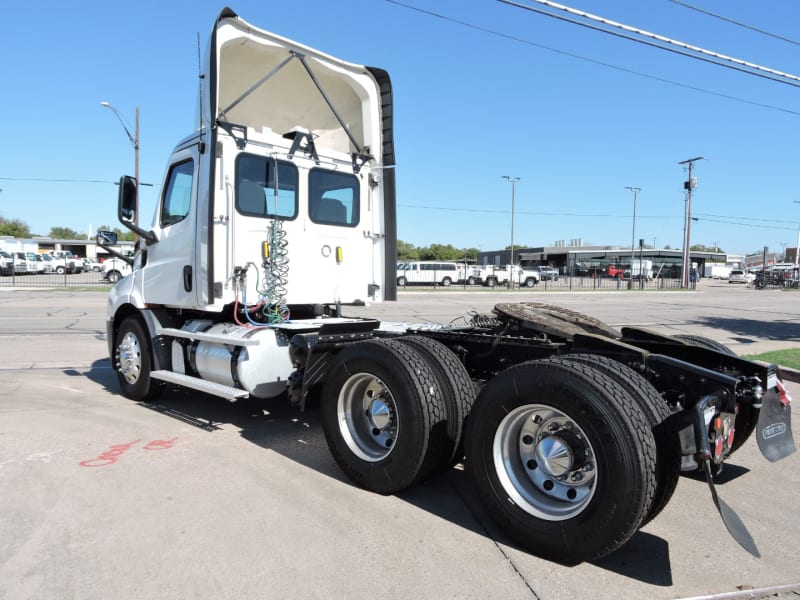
[49,226,82,239]
[690,244,725,253]
[397,240,419,260]
[0,217,32,237]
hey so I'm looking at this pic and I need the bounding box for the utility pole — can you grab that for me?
[502,176,520,287]
[625,186,641,280]
[679,157,703,288]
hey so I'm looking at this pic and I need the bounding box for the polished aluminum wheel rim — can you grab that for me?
[117,331,143,384]
[493,404,597,520]
[338,373,398,462]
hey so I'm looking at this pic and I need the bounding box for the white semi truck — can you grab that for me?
[98,8,794,565]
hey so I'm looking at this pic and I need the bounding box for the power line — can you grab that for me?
[399,203,679,219]
[693,216,799,232]
[384,1,800,115]
[0,176,118,184]
[0,176,156,187]
[498,0,800,88]
[667,0,800,47]
[399,204,798,231]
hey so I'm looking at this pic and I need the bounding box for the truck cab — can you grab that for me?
[104,9,395,315]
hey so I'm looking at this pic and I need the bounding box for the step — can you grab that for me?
[151,370,249,401]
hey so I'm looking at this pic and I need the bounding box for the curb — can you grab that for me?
[778,366,800,384]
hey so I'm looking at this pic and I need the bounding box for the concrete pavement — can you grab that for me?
[0,284,798,600]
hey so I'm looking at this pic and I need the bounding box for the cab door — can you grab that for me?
[140,146,199,307]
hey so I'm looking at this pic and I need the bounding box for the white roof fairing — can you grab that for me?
[204,11,382,159]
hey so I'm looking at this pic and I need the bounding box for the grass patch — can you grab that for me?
[743,348,800,370]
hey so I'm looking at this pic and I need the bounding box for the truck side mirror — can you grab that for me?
[115,175,157,244]
[118,175,137,224]
[96,231,118,247]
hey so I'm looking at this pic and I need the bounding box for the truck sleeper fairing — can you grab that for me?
[201,8,396,308]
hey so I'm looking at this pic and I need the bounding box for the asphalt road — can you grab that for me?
[0,282,798,600]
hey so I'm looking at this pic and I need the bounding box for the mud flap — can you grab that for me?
[701,460,760,558]
[694,396,760,557]
[756,382,796,463]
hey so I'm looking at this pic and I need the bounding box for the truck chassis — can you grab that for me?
[107,299,795,564]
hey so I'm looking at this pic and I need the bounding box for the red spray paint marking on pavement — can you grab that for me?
[79,438,178,467]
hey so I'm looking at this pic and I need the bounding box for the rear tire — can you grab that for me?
[395,336,475,471]
[320,339,448,494]
[465,358,656,564]
[560,354,680,525]
[397,276,407,287]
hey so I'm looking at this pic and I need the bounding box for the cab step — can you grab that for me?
[150,370,249,402]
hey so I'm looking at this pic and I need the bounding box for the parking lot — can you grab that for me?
[0,283,798,600]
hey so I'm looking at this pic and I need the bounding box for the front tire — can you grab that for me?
[114,317,163,402]
[441,277,452,287]
[108,270,122,284]
[397,276,407,287]
[465,358,656,564]
[320,339,448,494]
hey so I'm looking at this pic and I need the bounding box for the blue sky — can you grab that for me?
[1,0,798,256]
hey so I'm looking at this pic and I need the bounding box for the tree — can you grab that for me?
[397,240,419,260]
[49,226,82,240]
[0,217,32,237]
[690,244,725,253]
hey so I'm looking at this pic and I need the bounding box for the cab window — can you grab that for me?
[309,168,359,227]
[161,160,194,227]
[236,154,298,219]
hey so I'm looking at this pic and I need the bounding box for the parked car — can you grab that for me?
[532,266,559,281]
[82,258,103,272]
[0,251,13,275]
[39,253,56,272]
[102,257,132,284]
[11,252,31,274]
[27,252,47,273]
[50,250,83,274]
[728,270,746,284]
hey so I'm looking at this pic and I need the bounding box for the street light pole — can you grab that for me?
[625,186,640,280]
[502,176,520,287]
[101,102,140,229]
[678,156,703,288]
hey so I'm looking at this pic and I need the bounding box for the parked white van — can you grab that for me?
[397,261,460,287]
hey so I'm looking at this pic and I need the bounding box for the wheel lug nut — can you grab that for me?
[522,434,534,445]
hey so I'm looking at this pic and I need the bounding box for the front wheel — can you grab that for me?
[441,277,452,287]
[524,278,536,288]
[114,317,163,401]
[467,276,476,286]
[486,277,497,289]
[465,358,656,564]
[397,276,407,287]
[107,270,122,284]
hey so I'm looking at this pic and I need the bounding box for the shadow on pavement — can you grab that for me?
[80,358,675,581]
[696,316,800,343]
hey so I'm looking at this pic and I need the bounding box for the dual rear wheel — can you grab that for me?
[465,357,667,564]
[320,337,474,494]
